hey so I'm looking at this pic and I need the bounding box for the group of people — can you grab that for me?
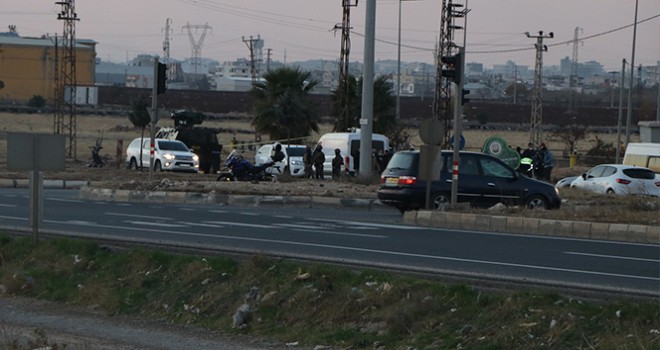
[518,142,554,181]
[302,143,331,180]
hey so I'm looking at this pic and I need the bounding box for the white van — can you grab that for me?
[623,143,660,173]
[317,131,390,175]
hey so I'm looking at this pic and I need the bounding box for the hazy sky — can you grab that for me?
[4,0,659,72]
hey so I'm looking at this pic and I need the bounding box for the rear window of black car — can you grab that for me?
[622,168,656,179]
[386,153,418,172]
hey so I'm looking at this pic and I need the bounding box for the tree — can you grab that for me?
[504,83,530,101]
[549,124,587,156]
[251,67,320,141]
[330,75,399,146]
[128,95,151,169]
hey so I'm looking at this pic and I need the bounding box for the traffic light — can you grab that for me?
[156,62,167,95]
[441,52,463,86]
[461,89,470,105]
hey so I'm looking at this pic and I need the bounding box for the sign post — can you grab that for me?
[7,133,65,241]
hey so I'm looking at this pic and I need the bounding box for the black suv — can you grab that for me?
[377,150,561,212]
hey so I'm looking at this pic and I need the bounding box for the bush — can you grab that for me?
[27,95,46,108]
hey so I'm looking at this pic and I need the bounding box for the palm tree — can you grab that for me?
[331,75,397,137]
[251,67,320,141]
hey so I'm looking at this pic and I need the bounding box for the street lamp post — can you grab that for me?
[397,0,420,124]
[396,0,402,123]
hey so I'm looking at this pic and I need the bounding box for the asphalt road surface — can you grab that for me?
[0,188,658,297]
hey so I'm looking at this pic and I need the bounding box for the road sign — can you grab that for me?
[419,118,444,145]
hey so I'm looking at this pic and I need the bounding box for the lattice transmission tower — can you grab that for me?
[526,30,553,146]
[183,22,211,88]
[333,0,358,132]
[55,0,79,159]
[432,0,467,148]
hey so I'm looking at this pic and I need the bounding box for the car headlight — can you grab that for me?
[290,160,302,166]
[163,153,176,160]
[193,155,199,161]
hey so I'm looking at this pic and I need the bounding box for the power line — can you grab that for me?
[469,13,660,55]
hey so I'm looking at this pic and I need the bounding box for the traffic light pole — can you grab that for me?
[450,47,465,205]
[149,57,159,181]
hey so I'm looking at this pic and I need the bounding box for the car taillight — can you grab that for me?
[398,176,416,185]
[655,181,660,187]
[616,178,631,185]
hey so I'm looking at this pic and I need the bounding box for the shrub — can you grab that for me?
[27,95,46,108]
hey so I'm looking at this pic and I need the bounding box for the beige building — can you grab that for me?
[0,34,96,103]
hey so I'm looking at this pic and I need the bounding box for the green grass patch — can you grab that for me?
[0,234,658,349]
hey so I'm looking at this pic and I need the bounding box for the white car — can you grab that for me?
[255,143,306,177]
[570,164,660,197]
[126,137,199,172]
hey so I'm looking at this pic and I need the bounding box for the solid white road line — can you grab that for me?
[0,204,17,208]
[565,251,660,263]
[105,212,175,221]
[124,220,188,228]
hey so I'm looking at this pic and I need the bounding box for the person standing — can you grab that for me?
[303,145,313,179]
[540,143,554,182]
[331,148,343,180]
[312,143,325,180]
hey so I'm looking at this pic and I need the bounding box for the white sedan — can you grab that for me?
[570,164,660,197]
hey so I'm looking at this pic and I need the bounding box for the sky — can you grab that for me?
[3,0,659,72]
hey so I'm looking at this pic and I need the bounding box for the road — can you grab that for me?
[0,188,658,297]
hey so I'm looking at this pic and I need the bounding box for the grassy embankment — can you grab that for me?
[1,235,658,349]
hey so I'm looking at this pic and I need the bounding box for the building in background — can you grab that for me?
[0,29,95,103]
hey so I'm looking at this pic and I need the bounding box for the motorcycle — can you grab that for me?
[217,155,275,182]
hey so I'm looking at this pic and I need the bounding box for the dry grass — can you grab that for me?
[1,236,658,350]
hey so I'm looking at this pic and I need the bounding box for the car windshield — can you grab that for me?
[286,147,306,157]
[622,168,656,180]
[158,140,189,152]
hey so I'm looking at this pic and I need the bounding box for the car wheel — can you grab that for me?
[154,160,162,172]
[526,195,548,210]
[431,193,450,210]
[128,158,138,170]
[606,188,615,194]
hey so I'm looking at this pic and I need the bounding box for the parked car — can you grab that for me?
[126,137,199,172]
[555,176,578,188]
[255,143,306,177]
[569,164,660,197]
[377,150,561,212]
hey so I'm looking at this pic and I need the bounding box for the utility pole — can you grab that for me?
[609,71,618,108]
[162,18,173,82]
[616,59,626,164]
[334,0,358,131]
[359,0,376,179]
[526,30,553,146]
[625,0,639,147]
[266,48,272,72]
[243,35,262,86]
[55,0,79,159]
[568,27,582,113]
[183,22,212,88]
